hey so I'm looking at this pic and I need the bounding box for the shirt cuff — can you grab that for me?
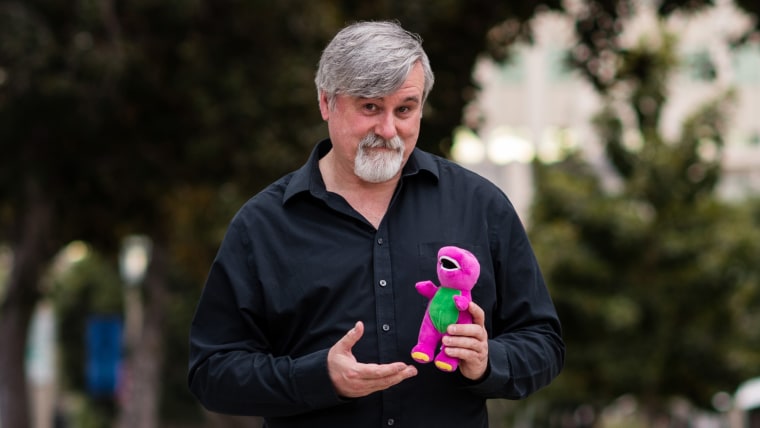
[293,348,345,409]
[461,339,510,396]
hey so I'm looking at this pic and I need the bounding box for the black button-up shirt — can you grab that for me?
[188,139,564,428]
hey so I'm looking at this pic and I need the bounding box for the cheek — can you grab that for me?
[329,122,357,148]
[398,118,421,141]
[402,127,419,152]
[332,115,372,140]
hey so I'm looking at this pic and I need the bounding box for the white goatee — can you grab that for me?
[354,133,404,183]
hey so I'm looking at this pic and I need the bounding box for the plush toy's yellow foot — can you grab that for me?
[435,361,454,372]
[411,352,430,362]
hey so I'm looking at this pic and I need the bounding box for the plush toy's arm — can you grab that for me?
[453,295,471,311]
[415,280,438,299]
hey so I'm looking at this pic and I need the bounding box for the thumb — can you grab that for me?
[469,302,486,327]
[335,321,363,353]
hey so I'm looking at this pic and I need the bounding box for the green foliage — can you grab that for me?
[65,393,119,428]
[158,267,206,424]
[528,24,760,417]
[51,249,122,422]
[50,243,209,424]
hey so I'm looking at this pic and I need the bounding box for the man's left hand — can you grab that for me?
[443,302,489,381]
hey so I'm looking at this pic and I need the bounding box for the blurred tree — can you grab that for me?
[528,21,760,424]
[567,0,760,93]
[52,248,123,424]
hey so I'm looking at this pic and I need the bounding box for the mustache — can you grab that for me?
[359,133,404,151]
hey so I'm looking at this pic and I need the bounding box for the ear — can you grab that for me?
[318,91,330,121]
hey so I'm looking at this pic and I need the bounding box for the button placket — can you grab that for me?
[373,228,400,425]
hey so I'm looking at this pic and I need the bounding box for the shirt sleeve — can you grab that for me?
[464,203,565,399]
[187,219,345,417]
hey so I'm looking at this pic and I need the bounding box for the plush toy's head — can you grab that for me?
[436,246,480,291]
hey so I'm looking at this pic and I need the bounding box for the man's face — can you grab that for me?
[319,62,425,184]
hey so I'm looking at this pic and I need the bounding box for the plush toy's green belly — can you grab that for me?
[429,288,461,333]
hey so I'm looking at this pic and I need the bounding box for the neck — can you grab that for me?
[319,152,399,228]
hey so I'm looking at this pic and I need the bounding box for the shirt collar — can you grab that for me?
[283,138,440,204]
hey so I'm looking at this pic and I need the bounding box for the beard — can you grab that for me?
[354,133,405,183]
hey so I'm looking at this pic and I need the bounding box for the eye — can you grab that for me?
[363,103,379,112]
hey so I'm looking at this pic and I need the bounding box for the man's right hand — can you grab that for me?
[327,321,418,398]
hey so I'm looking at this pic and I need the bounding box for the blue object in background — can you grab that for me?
[86,315,123,397]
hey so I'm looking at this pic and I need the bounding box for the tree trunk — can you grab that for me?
[0,299,36,428]
[116,241,169,428]
[0,182,57,428]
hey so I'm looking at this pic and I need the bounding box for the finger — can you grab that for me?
[339,363,417,397]
[335,321,364,352]
[444,345,480,359]
[468,302,486,328]
[381,364,418,386]
[354,362,414,380]
[445,347,487,379]
[447,322,485,339]
[357,364,418,393]
[443,334,478,349]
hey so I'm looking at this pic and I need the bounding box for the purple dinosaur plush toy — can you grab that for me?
[411,245,481,372]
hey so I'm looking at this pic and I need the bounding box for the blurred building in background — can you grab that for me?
[452,1,760,223]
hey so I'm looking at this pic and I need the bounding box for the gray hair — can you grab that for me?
[315,21,435,109]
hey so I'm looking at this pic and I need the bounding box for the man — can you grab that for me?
[188,20,564,427]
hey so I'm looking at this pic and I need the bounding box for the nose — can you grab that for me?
[374,111,397,140]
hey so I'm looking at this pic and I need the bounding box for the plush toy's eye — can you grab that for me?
[440,256,460,270]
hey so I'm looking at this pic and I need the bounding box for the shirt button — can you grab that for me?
[379,279,387,287]
[387,418,395,426]
[382,324,390,332]
[377,238,384,245]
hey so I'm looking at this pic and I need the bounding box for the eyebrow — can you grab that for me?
[357,94,421,104]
